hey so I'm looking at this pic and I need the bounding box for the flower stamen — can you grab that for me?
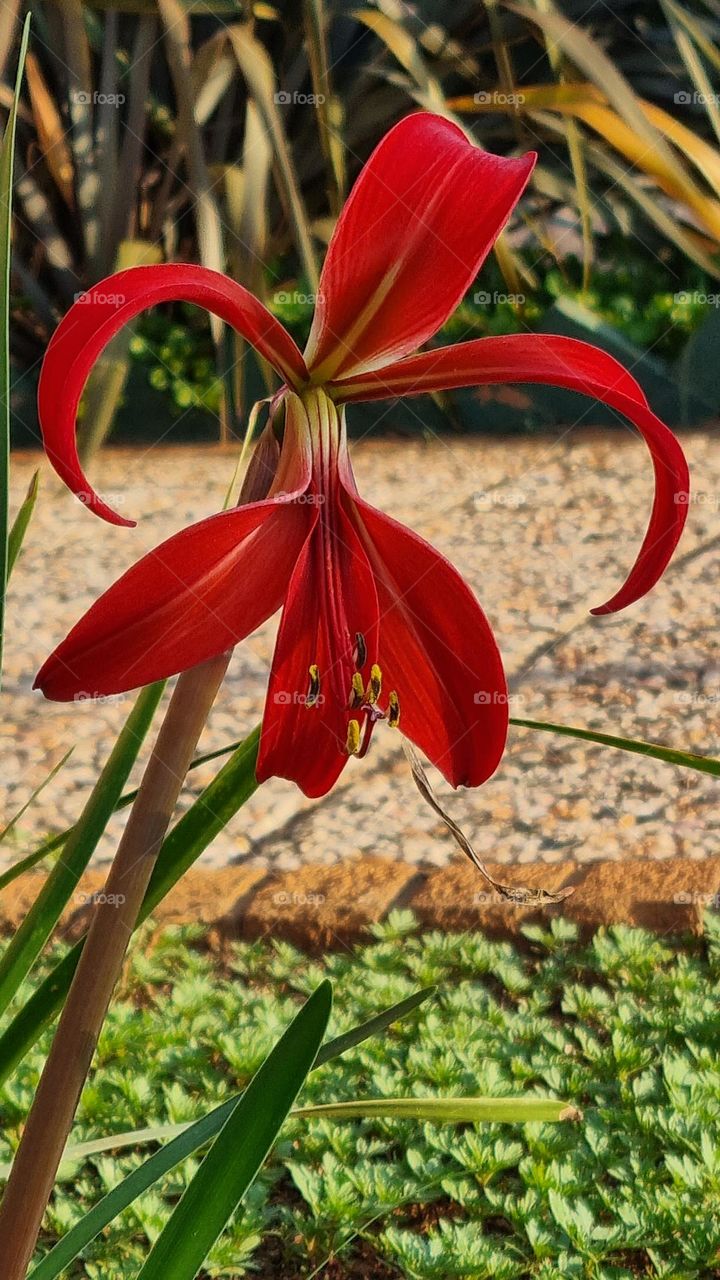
[364,663,382,705]
[353,632,367,668]
[346,718,361,755]
[348,671,365,709]
[306,663,321,707]
[388,691,400,728]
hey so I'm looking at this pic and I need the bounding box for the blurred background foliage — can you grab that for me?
[3,0,720,446]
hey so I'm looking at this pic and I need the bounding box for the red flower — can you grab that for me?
[35,113,689,797]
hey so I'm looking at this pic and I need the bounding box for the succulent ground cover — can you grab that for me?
[4,911,719,1279]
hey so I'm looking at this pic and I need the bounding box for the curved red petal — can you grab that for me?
[335,334,687,614]
[35,500,312,701]
[304,113,535,382]
[350,496,508,789]
[39,264,309,526]
[257,499,380,799]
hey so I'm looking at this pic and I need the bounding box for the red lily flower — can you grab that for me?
[35,113,689,798]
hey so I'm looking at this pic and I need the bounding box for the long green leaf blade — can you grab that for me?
[137,980,332,1280]
[7,467,38,578]
[510,717,720,776]
[27,987,436,1278]
[0,14,30,686]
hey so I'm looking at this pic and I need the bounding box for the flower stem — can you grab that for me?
[0,652,230,1278]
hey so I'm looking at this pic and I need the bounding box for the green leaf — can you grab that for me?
[0,682,165,1019]
[510,717,720,777]
[0,14,30,687]
[292,1097,576,1124]
[7,469,39,578]
[136,980,332,1280]
[0,727,260,1083]
[27,987,436,1279]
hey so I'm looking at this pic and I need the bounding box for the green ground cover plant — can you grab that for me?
[3,911,719,1279]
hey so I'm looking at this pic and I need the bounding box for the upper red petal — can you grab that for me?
[38,264,308,526]
[35,499,312,701]
[349,496,508,789]
[335,334,688,614]
[304,113,535,382]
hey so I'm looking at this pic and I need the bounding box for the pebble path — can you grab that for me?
[2,424,718,873]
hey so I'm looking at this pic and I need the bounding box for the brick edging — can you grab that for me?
[3,855,720,951]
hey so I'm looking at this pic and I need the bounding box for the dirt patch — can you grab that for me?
[3,855,719,952]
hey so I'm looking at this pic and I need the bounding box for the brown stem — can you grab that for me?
[0,652,230,1278]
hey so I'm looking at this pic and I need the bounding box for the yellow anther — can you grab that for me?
[345,719,361,755]
[388,691,400,728]
[349,671,365,708]
[365,663,382,705]
[306,663,320,707]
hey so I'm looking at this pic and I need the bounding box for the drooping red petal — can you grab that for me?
[257,494,380,798]
[35,500,313,701]
[38,264,309,526]
[303,112,535,382]
[334,334,688,614]
[349,496,508,789]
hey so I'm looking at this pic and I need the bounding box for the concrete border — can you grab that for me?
[3,855,720,951]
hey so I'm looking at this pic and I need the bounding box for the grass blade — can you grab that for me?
[136,981,332,1280]
[0,682,165,1019]
[7,467,38,577]
[0,14,30,690]
[27,987,435,1278]
[511,716,720,776]
[0,727,260,1082]
[0,748,73,847]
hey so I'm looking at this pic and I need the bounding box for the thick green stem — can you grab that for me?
[0,653,230,1278]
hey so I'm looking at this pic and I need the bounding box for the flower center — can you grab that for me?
[289,384,401,766]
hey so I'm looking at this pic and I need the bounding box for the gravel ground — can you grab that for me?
[2,423,719,873]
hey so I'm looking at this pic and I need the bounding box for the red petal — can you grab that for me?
[335,334,688,614]
[257,502,380,798]
[304,113,535,382]
[351,497,508,789]
[39,265,309,526]
[35,500,312,701]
